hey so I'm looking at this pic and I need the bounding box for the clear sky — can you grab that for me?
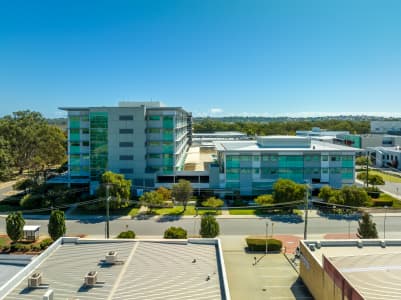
[1,0,401,118]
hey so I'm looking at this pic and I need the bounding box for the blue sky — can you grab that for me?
[1,0,401,118]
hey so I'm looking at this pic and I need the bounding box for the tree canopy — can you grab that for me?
[272,179,306,203]
[319,185,370,207]
[140,191,165,212]
[254,194,273,205]
[201,197,224,209]
[357,212,378,239]
[193,118,370,136]
[6,212,25,243]
[97,171,132,209]
[0,111,66,177]
[48,210,66,241]
[357,173,385,186]
[199,215,220,238]
[172,179,193,211]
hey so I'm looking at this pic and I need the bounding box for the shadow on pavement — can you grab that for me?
[269,214,304,224]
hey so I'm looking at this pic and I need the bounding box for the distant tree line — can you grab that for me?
[193,118,370,136]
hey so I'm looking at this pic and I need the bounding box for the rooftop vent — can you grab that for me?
[106,251,118,264]
[28,272,42,288]
[357,240,363,248]
[381,240,386,248]
[84,271,98,286]
[43,289,54,300]
[316,241,321,249]
[309,244,316,251]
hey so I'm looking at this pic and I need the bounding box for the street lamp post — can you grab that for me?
[105,184,110,239]
[271,222,275,238]
[304,181,309,240]
[265,222,269,255]
[384,205,388,239]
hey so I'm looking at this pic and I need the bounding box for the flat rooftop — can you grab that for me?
[0,255,32,288]
[3,239,228,300]
[303,239,401,300]
[214,138,359,152]
[184,146,216,171]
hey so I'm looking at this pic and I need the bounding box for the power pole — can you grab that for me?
[304,182,309,240]
[106,184,110,239]
[366,151,369,188]
[265,222,268,255]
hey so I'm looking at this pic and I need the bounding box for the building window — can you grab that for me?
[119,128,134,134]
[119,115,133,121]
[253,155,260,161]
[322,155,328,161]
[82,128,89,134]
[119,168,133,174]
[148,128,161,134]
[82,141,89,147]
[253,168,260,174]
[119,142,133,147]
[149,154,161,159]
[149,115,161,121]
[331,156,340,161]
[120,155,133,160]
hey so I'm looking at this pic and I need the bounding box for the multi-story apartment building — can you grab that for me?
[60,102,192,192]
[210,136,358,195]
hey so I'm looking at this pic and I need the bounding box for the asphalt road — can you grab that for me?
[1,214,401,239]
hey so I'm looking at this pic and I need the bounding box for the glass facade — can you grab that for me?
[90,112,108,180]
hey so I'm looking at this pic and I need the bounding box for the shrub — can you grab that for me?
[20,193,43,209]
[10,243,30,252]
[371,199,393,207]
[117,230,136,239]
[40,238,53,250]
[13,178,35,191]
[164,227,187,239]
[246,237,283,252]
[31,244,41,252]
[199,215,219,238]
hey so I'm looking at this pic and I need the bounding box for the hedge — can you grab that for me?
[246,237,283,252]
[371,199,393,207]
[117,230,136,239]
[164,227,187,239]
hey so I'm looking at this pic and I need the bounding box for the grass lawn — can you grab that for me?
[229,209,256,215]
[368,170,401,183]
[141,206,221,216]
[127,207,140,217]
[0,236,10,247]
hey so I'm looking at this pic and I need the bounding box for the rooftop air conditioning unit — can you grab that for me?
[106,251,118,264]
[28,272,42,288]
[84,271,98,286]
[357,240,363,248]
[43,289,54,300]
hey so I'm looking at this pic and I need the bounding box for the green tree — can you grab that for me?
[254,194,273,205]
[272,179,306,203]
[172,179,193,211]
[97,171,131,209]
[201,197,224,210]
[358,173,385,186]
[318,186,334,202]
[140,191,165,213]
[156,187,172,201]
[340,185,369,207]
[0,111,66,176]
[357,212,378,238]
[6,212,25,243]
[0,137,13,180]
[48,210,66,241]
[199,215,219,238]
[355,156,371,166]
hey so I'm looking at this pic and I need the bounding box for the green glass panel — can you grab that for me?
[90,112,108,180]
[70,146,80,154]
[163,145,174,153]
[149,115,161,120]
[70,133,80,141]
[278,156,304,168]
[70,119,80,129]
[163,133,174,141]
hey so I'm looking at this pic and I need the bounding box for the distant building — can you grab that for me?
[371,120,401,135]
[300,239,401,300]
[367,146,401,170]
[60,102,192,193]
[210,136,358,196]
[296,127,350,137]
[192,131,249,146]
